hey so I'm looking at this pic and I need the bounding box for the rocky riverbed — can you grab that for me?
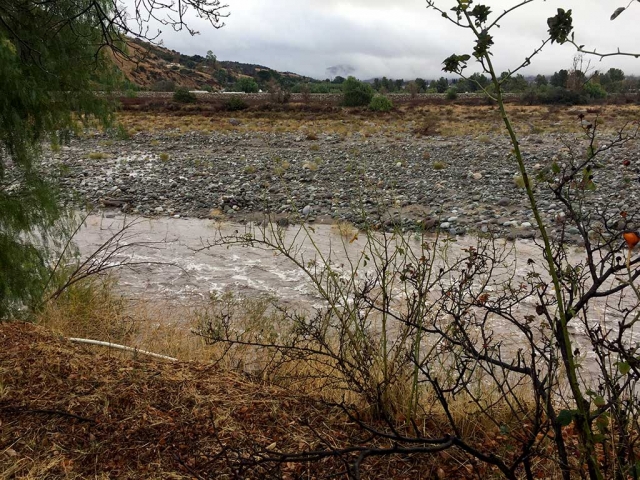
[45,129,640,241]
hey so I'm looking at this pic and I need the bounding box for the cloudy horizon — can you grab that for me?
[139,1,640,80]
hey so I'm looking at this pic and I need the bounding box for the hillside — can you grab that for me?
[116,39,313,91]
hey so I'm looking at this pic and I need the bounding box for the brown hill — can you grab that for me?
[115,39,312,91]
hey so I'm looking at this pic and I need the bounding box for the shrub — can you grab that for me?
[445,87,458,100]
[234,77,259,93]
[342,76,375,107]
[368,94,393,112]
[432,161,446,170]
[583,81,607,99]
[224,97,248,111]
[173,88,197,103]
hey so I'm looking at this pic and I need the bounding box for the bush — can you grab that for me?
[234,77,259,93]
[583,81,607,99]
[534,85,587,105]
[445,87,458,100]
[368,94,393,112]
[224,96,248,111]
[173,88,197,103]
[342,76,375,107]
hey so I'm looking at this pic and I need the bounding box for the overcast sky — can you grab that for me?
[142,1,640,80]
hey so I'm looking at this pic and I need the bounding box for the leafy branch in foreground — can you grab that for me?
[0,0,227,319]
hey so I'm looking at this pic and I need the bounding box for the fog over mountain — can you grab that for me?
[131,0,640,80]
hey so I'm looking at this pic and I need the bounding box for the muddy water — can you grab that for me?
[76,214,543,304]
[74,214,638,369]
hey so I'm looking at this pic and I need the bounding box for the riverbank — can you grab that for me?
[44,103,640,243]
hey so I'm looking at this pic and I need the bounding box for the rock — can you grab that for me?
[497,198,511,207]
[229,118,242,126]
[440,222,451,229]
[154,206,164,213]
[520,222,532,228]
[302,205,313,216]
[470,172,482,180]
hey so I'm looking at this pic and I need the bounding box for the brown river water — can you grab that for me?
[74,214,639,372]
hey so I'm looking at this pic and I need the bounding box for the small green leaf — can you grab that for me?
[552,162,561,174]
[557,409,573,426]
[617,361,631,375]
[594,396,606,407]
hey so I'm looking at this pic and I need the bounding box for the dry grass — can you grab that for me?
[87,152,107,160]
[0,279,600,479]
[37,278,214,362]
[116,104,640,139]
[0,321,570,480]
[433,161,447,170]
[331,221,358,240]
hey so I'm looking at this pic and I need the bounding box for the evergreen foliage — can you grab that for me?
[234,77,259,93]
[368,94,393,111]
[0,0,118,318]
[173,88,197,103]
[342,76,375,107]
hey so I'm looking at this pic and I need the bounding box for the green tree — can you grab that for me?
[415,78,428,92]
[550,69,569,88]
[234,77,259,93]
[435,77,449,93]
[342,76,375,106]
[256,70,273,84]
[206,50,217,69]
[0,3,117,318]
[0,0,227,318]
[534,74,548,86]
[607,67,625,82]
[500,72,529,92]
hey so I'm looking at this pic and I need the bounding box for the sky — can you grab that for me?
[135,0,640,80]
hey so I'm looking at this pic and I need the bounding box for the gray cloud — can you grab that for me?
[144,0,640,79]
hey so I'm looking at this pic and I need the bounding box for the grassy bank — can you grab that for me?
[115,102,640,139]
[1,279,599,479]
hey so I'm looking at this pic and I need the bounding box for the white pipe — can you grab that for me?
[68,338,177,362]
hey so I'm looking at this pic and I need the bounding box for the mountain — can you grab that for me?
[115,39,313,91]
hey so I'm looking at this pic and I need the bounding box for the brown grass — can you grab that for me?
[116,103,640,139]
[0,323,496,479]
[0,279,599,479]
